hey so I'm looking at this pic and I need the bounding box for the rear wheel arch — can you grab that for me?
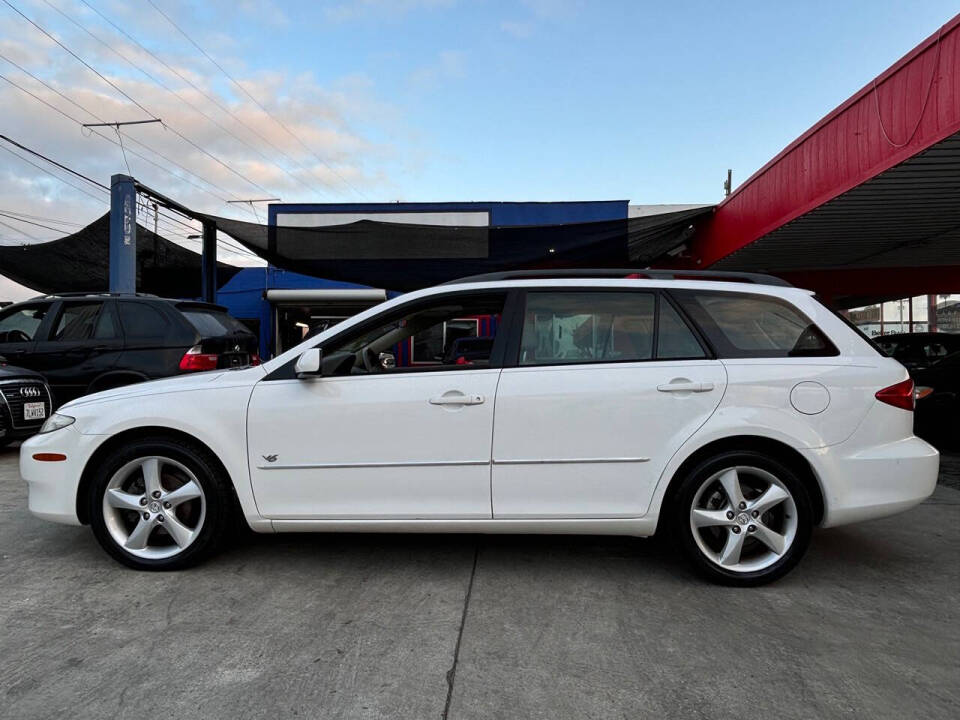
[76,426,238,525]
[657,435,825,532]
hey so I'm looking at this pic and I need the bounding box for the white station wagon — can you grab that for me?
[21,271,939,585]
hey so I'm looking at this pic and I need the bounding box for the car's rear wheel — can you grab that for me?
[88,438,233,570]
[672,450,812,586]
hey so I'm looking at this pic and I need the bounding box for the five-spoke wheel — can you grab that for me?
[674,451,812,586]
[89,438,232,570]
[102,456,206,560]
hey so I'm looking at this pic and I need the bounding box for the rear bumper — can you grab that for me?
[804,435,939,528]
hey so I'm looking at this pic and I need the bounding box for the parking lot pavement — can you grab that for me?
[1,447,958,720]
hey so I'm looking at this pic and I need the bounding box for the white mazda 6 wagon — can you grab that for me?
[21,271,939,585]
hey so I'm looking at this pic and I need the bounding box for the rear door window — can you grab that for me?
[519,292,656,366]
[52,302,104,341]
[673,290,837,358]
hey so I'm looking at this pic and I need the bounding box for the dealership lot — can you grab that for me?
[1,447,957,720]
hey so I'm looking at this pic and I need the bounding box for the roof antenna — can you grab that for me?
[723,169,733,197]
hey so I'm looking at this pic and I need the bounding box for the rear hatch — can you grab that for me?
[177,304,259,369]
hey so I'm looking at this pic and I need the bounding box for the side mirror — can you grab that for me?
[378,352,396,370]
[295,348,322,377]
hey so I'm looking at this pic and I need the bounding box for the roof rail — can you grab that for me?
[442,269,793,287]
[28,291,160,300]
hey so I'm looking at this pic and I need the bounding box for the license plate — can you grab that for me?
[24,402,46,421]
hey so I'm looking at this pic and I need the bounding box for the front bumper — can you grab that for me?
[20,426,101,526]
[804,435,939,528]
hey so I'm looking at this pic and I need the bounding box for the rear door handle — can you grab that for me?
[430,393,485,406]
[657,381,714,393]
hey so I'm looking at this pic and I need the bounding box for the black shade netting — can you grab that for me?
[0,213,240,297]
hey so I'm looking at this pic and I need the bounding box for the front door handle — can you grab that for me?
[429,392,485,406]
[657,381,714,393]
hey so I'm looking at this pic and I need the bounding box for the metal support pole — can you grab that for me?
[109,174,137,293]
[201,219,217,303]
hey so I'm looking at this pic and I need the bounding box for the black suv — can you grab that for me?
[0,362,52,447]
[0,293,259,407]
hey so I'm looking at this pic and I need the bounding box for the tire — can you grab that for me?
[87,437,234,570]
[672,450,813,587]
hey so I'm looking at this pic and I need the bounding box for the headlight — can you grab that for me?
[39,413,75,434]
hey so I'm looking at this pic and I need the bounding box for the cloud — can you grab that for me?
[500,20,534,39]
[406,50,466,92]
[501,0,584,38]
[324,0,456,23]
[0,1,412,274]
[521,0,584,20]
[235,0,290,28]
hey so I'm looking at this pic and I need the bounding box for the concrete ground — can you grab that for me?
[1,447,957,720]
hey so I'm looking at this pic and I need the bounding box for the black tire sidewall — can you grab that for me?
[88,438,230,571]
[673,450,813,586]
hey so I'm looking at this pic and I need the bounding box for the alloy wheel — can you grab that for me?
[688,465,798,573]
[101,455,206,560]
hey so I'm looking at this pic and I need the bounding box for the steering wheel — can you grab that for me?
[5,329,29,343]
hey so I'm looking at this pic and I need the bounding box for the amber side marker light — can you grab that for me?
[33,453,66,462]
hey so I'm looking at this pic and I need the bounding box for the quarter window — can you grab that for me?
[519,292,655,366]
[673,290,837,358]
[118,302,171,340]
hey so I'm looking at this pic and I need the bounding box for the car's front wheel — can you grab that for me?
[88,438,233,570]
[672,450,813,586]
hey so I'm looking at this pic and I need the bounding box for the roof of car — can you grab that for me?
[17,294,228,313]
[442,269,793,287]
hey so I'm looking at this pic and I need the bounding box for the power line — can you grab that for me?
[0,59,260,215]
[43,0,329,199]
[1,0,156,119]
[78,0,335,199]
[2,0,278,200]
[145,0,367,199]
[0,210,71,234]
[0,133,262,260]
[0,217,42,241]
[0,209,85,227]
[0,132,106,189]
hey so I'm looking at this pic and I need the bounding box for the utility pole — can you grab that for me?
[109,174,136,293]
[97,119,161,294]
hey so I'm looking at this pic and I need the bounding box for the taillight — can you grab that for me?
[250,353,261,366]
[179,344,219,371]
[876,378,915,411]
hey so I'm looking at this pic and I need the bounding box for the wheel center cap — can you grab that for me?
[736,512,750,526]
[148,501,162,514]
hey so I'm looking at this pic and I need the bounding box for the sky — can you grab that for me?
[0,0,958,301]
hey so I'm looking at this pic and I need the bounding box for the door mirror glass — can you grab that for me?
[295,347,322,377]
